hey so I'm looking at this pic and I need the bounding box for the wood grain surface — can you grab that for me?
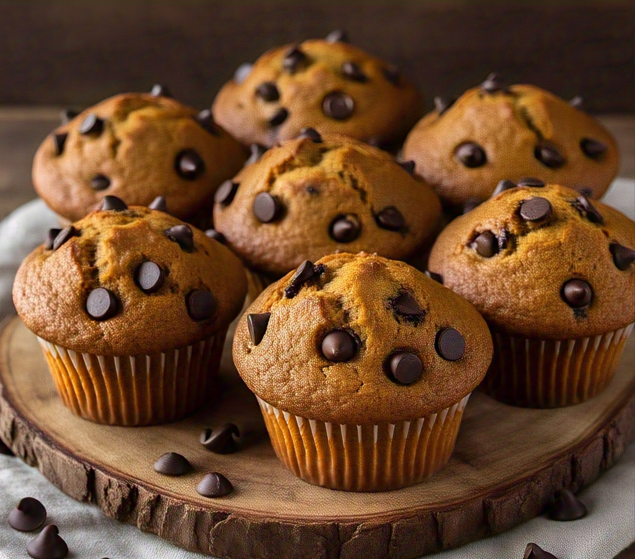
[0,316,634,559]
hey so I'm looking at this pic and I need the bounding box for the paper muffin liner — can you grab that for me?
[245,269,277,303]
[256,394,471,492]
[483,323,634,408]
[37,332,226,426]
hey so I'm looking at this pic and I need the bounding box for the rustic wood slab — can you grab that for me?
[0,316,633,559]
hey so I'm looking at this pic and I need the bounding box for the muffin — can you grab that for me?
[233,252,493,491]
[13,196,247,426]
[403,75,619,212]
[212,31,422,150]
[428,181,635,407]
[212,131,442,297]
[33,87,246,227]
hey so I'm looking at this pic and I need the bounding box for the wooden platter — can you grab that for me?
[0,315,634,559]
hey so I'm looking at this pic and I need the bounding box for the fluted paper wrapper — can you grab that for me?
[37,333,225,426]
[256,394,470,492]
[484,323,634,408]
[245,270,277,303]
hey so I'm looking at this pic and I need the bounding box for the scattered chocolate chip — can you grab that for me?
[569,96,584,109]
[435,328,465,361]
[195,109,218,135]
[78,113,104,135]
[215,180,239,206]
[233,63,253,84]
[472,231,498,257]
[480,72,507,94]
[573,195,604,224]
[150,84,172,97]
[342,61,367,82]
[398,160,415,174]
[322,91,355,120]
[387,352,423,384]
[153,452,192,476]
[562,279,593,308]
[196,472,233,497]
[434,96,456,115]
[455,142,487,168]
[284,260,324,298]
[535,143,565,169]
[8,498,47,532]
[90,173,110,191]
[322,330,358,362]
[175,149,205,180]
[376,207,405,231]
[463,197,481,213]
[492,179,517,197]
[247,313,271,346]
[330,214,361,243]
[580,138,607,160]
[86,288,119,320]
[253,192,283,223]
[610,243,635,271]
[325,29,349,43]
[517,177,545,188]
[255,81,280,102]
[52,133,67,156]
[382,66,401,85]
[27,525,68,559]
[298,127,322,142]
[391,292,425,324]
[520,197,552,221]
[547,488,587,521]
[100,195,127,211]
[282,46,308,74]
[205,229,225,243]
[523,543,559,559]
[149,195,167,212]
[425,270,443,284]
[268,107,289,127]
[246,143,267,165]
[200,423,240,454]
[60,109,78,124]
[165,225,194,250]
[135,261,165,293]
[52,226,76,251]
[45,228,61,250]
[187,289,216,321]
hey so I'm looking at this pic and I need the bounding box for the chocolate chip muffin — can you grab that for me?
[233,252,493,491]
[428,181,635,407]
[403,75,619,211]
[212,31,422,149]
[13,196,247,425]
[212,131,442,297]
[33,87,246,226]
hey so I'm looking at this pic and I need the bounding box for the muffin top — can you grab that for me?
[211,33,422,149]
[33,88,246,223]
[13,198,247,355]
[428,182,635,338]
[402,75,619,209]
[212,132,442,277]
[233,252,492,425]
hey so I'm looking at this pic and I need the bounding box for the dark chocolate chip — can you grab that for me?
[27,525,68,559]
[325,29,349,43]
[153,452,192,476]
[330,215,361,243]
[165,225,194,250]
[149,195,167,212]
[60,109,78,124]
[342,61,367,82]
[255,81,280,102]
[472,231,498,257]
[383,66,401,85]
[45,228,61,250]
[53,133,67,156]
[246,143,268,165]
[480,72,507,94]
[52,226,76,251]
[523,543,559,559]
[175,149,205,180]
[86,288,119,320]
[100,195,127,211]
[398,160,415,174]
[322,91,355,120]
[282,46,308,74]
[247,313,271,346]
[387,352,423,385]
[463,197,481,213]
[196,472,233,497]
[322,330,357,362]
[547,488,587,521]
[434,96,456,115]
[268,107,289,127]
[392,293,425,322]
[492,179,517,197]
[435,328,465,361]
[573,195,604,224]
[253,192,283,223]
[535,143,565,169]
[517,177,545,187]
[425,270,443,284]
[78,113,104,135]
[8,498,47,532]
[205,229,225,243]
[195,109,218,135]
[569,96,584,109]
[200,423,240,454]
[520,197,552,221]
[580,138,607,160]
[215,180,239,206]
[233,63,252,84]
[186,289,216,321]
[135,261,165,293]
[610,243,635,271]
[90,173,110,191]
[298,127,322,142]
[562,279,593,308]
[150,84,172,97]
[284,260,324,298]
[455,142,487,168]
[376,206,405,231]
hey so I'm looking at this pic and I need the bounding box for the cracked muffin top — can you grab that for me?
[212,131,442,277]
[428,182,635,339]
[402,76,619,210]
[233,252,493,424]
[13,197,247,355]
[32,89,246,224]
[211,32,422,149]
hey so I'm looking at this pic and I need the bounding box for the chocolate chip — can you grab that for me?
[45,228,61,250]
[387,352,423,385]
[322,330,357,362]
[298,127,322,142]
[325,29,349,42]
[90,173,110,191]
[382,66,401,85]
[562,279,593,308]
[523,543,559,559]
[520,197,552,221]
[425,270,443,284]
[149,196,167,212]
[569,96,584,109]
[376,207,405,231]
[284,260,324,298]
[268,107,289,127]
[195,109,218,135]
[282,46,308,74]
[53,133,67,155]
[175,149,205,180]
[463,198,481,213]
[580,138,607,160]
[60,109,78,124]
[480,72,507,94]
[322,91,355,120]
[535,143,565,169]
[253,192,283,223]
[330,215,361,243]
[186,289,216,321]
[215,180,239,206]
[572,195,604,224]
[27,525,68,559]
[517,177,545,187]
[78,113,104,135]
[196,472,233,497]
[391,293,425,325]
[472,231,498,257]
[492,179,517,197]
[100,195,127,211]
[153,452,192,476]
[200,424,240,454]
[434,96,456,115]
[547,488,587,521]
[86,288,119,320]
[342,61,367,82]
[135,261,165,293]
[246,143,268,165]
[455,142,487,168]
[233,63,253,84]
[165,224,194,250]
[435,328,465,361]
[255,81,280,102]
[398,160,415,174]
[610,243,635,270]
[247,313,271,345]
[8,498,47,532]
[150,84,172,97]
[52,226,76,251]
[205,229,225,243]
